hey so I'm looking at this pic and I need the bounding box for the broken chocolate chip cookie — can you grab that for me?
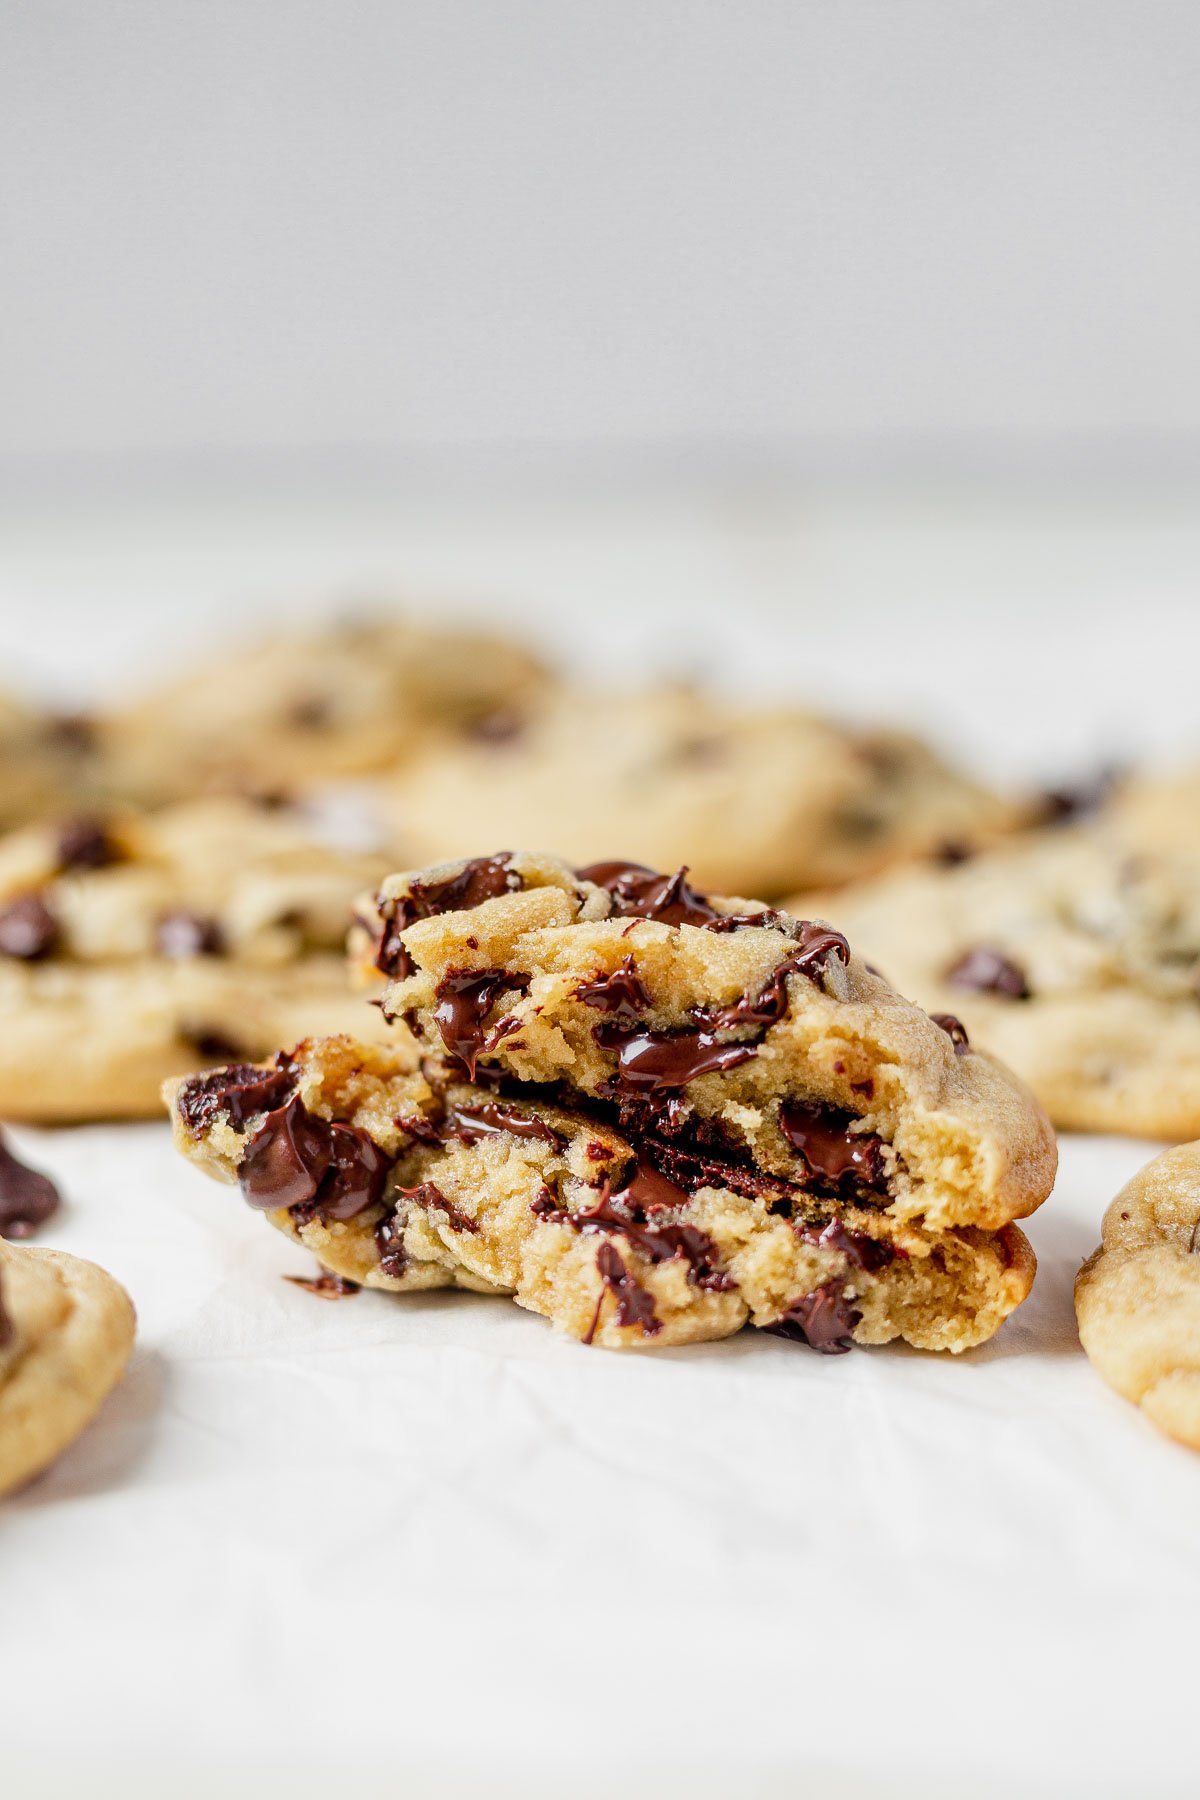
[167,852,1053,1354]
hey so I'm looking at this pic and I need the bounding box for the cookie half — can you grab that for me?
[168,1036,1036,1354]
[358,852,1057,1234]
[0,1239,136,1496]
[1076,1143,1200,1450]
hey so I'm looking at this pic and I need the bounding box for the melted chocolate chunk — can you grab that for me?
[797,1216,896,1274]
[450,1099,566,1148]
[433,967,530,1078]
[577,861,725,927]
[374,855,520,979]
[575,955,652,1019]
[0,894,58,960]
[0,1131,62,1239]
[947,946,1031,1001]
[55,816,119,871]
[239,1096,390,1222]
[284,1270,360,1299]
[239,1095,332,1210]
[606,1152,692,1214]
[177,1060,296,1135]
[404,1180,479,1233]
[0,1267,11,1349]
[931,1012,971,1053]
[585,1240,661,1341]
[156,910,225,959]
[778,1102,887,1196]
[594,1020,759,1092]
[763,1281,860,1353]
[933,839,974,867]
[375,1212,408,1278]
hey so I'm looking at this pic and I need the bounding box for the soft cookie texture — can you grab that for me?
[381,685,1021,898]
[804,826,1200,1138]
[168,1036,1037,1354]
[0,1239,136,1496]
[0,797,405,1120]
[167,851,1053,1356]
[1076,1143,1200,1450]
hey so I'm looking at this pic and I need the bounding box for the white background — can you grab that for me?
[4,6,1200,1795]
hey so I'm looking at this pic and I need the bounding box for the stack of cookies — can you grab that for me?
[3,607,1199,1486]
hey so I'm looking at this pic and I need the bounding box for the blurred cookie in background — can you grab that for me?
[0,797,405,1121]
[811,824,1200,1138]
[380,683,1023,900]
[99,615,549,808]
[0,694,112,832]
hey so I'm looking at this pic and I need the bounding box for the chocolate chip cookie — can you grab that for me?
[0,798,405,1120]
[102,616,548,808]
[169,1027,1039,1354]
[0,1237,136,1496]
[1076,1143,1200,1450]
[167,851,1052,1355]
[381,685,1021,898]
[803,826,1200,1138]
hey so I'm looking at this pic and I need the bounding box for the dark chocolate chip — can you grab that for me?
[584,1240,661,1342]
[180,1027,243,1062]
[933,839,974,867]
[374,854,521,979]
[284,1270,360,1299]
[239,1095,333,1211]
[464,709,526,745]
[287,695,334,730]
[43,712,97,755]
[0,894,58,960]
[55,816,119,872]
[433,967,529,1078]
[176,1060,297,1135]
[931,1012,971,1053]
[778,1102,888,1195]
[574,955,652,1019]
[763,1281,860,1353]
[947,946,1031,1001]
[0,1268,10,1349]
[1037,767,1119,825]
[0,1130,62,1239]
[156,910,225,959]
[593,1020,759,1092]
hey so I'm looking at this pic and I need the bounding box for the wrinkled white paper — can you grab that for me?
[5,1121,1197,1799]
